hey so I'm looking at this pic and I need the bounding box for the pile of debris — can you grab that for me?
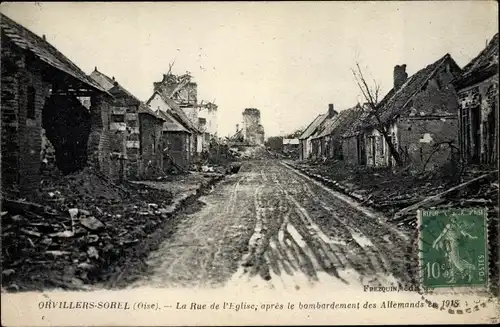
[291,161,498,230]
[1,167,175,291]
[390,171,498,228]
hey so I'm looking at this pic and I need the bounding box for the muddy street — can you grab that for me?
[130,159,414,290]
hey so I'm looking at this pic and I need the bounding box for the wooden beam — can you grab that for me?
[392,171,497,221]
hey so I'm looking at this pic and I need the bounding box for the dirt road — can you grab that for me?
[130,159,415,290]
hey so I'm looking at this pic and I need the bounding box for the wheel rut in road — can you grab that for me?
[130,160,414,290]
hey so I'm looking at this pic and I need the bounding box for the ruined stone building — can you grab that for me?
[341,54,463,170]
[453,33,498,165]
[152,73,201,158]
[147,89,197,170]
[1,13,112,199]
[242,108,265,145]
[89,68,165,180]
[152,72,218,155]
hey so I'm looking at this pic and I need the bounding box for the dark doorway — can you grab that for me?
[42,95,91,174]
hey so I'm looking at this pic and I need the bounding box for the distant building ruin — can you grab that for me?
[152,72,218,155]
[242,108,265,145]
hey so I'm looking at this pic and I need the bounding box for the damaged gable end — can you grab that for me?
[343,54,463,170]
[453,33,499,165]
[89,68,166,180]
[1,13,113,199]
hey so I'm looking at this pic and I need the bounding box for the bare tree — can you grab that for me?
[351,62,403,167]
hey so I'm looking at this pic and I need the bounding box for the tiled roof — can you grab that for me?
[146,90,200,134]
[90,70,164,120]
[363,53,461,129]
[89,70,116,91]
[1,13,107,94]
[341,106,372,138]
[454,33,499,87]
[137,103,164,120]
[298,114,327,140]
[155,110,190,133]
[312,104,365,139]
[311,114,338,139]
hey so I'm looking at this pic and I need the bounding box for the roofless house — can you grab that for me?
[1,13,113,199]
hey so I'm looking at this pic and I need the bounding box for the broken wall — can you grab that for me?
[395,66,460,170]
[106,95,142,181]
[1,42,51,198]
[87,93,113,178]
[457,74,498,164]
[242,108,265,145]
[125,111,141,178]
[397,116,458,171]
[138,113,163,179]
[407,69,460,117]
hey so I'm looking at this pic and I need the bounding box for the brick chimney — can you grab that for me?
[236,124,239,132]
[394,64,408,91]
[328,104,338,118]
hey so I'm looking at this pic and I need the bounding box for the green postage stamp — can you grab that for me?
[418,208,488,289]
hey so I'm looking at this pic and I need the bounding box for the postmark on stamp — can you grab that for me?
[418,208,489,289]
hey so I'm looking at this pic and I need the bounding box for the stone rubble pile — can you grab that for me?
[2,167,174,291]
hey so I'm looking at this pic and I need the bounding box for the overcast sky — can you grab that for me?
[1,2,498,137]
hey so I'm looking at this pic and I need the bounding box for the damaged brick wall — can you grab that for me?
[1,41,22,196]
[361,64,460,169]
[108,105,127,181]
[138,113,163,179]
[396,117,458,171]
[18,58,48,198]
[457,75,498,164]
[87,93,112,178]
[396,69,460,170]
[105,86,145,180]
[1,42,50,199]
[125,112,140,179]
